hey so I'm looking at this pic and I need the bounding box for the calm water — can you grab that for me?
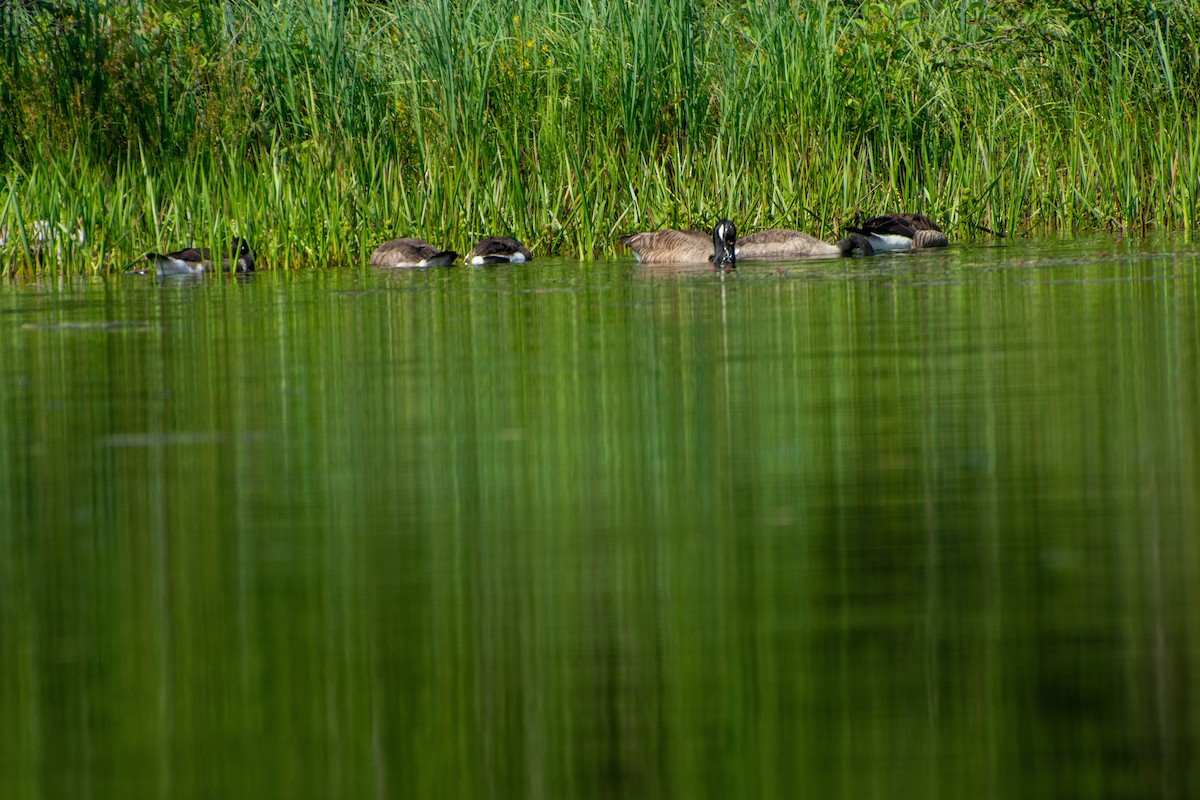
[1,237,1199,799]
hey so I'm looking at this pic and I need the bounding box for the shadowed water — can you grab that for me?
[1,237,1199,799]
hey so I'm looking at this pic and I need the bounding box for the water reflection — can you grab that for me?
[1,238,1198,799]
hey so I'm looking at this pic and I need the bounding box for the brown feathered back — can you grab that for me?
[618,229,715,264]
[370,238,458,267]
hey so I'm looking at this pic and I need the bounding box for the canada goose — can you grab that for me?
[1,219,86,264]
[619,219,737,267]
[370,237,458,267]
[736,229,874,260]
[467,236,533,264]
[144,238,256,276]
[845,213,948,251]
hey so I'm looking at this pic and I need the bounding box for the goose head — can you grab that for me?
[712,219,736,268]
[231,237,256,272]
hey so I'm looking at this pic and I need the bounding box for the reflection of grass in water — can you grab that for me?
[1,252,1199,793]
[1,1,1199,274]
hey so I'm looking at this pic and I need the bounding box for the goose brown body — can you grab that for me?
[618,229,715,264]
[845,213,948,251]
[736,229,872,259]
[145,238,255,276]
[370,238,458,267]
[467,236,533,264]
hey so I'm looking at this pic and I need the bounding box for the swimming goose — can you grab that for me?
[145,237,256,276]
[619,219,737,267]
[736,229,874,260]
[845,213,948,251]
[370,237,458,267]
[467,236,533,264]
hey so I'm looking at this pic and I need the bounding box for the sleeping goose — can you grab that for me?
[618,219,737,267]
[466,236,533,264]
[145,237,256,276]
[736,229,873,260]
[370,237,458,268]
[844,213,948,252]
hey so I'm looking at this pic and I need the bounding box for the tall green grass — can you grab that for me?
[1,0,1198,273]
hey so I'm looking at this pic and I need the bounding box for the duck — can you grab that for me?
[736,228,874,260]
[369,237,458,267]
[466,236,533,264]
[844,213,948,251]
[145,237,256,276]
[618,219,737,267]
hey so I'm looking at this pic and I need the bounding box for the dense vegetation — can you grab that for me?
[1,0,1198,272]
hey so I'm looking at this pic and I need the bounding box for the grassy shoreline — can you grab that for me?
[2,0,1198,273]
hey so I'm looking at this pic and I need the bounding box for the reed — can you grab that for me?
[1,0,1198,274]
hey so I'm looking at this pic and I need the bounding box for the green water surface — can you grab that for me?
[1,237,1199,799]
